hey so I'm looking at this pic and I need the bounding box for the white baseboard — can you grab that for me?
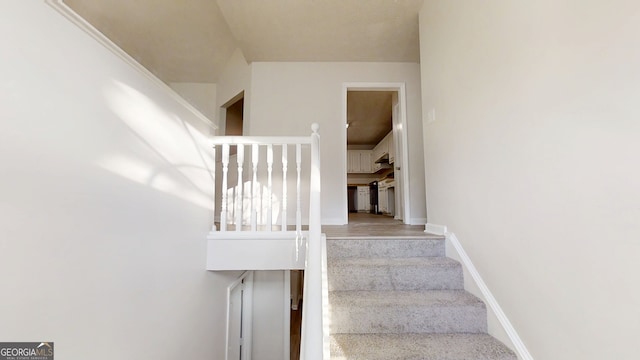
[410,217,427,225]
[322,217,345,225]
[425,223,447,236]
[445,230,533,360]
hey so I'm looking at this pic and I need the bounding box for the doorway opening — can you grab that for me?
[343,83,410,225]
[222,91,244,136]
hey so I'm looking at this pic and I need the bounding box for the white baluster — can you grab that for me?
[235,145,244,231]
[281,144,288,232]
[267,144,273,231]
[251,144,259,232]
[296,143,302,234]
[220,144,229,232]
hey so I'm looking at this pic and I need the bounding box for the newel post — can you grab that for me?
[302,123,323,360]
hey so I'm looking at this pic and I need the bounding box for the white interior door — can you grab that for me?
[392,102,404,221]
[227,272,253,360]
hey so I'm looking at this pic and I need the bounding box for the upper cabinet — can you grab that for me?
[372,131,394,172]
[372,135,388,163]
[347,150,372,173]
[348,131,394,174]
[373,132,394,163]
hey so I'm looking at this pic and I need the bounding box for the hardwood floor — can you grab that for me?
[290,299,302,360]
[323,213,431,238]
[216,213,431,237]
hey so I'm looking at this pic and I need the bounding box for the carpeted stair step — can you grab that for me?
[328,256,463,291]
[326,234,517,360]
[327,238,445,259]
[329,290,487,334]
[330,333,518,360]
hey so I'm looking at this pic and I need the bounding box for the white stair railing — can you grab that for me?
[209,124,323,360]
[301,123,323,360]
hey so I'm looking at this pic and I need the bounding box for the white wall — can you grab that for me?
[216,49,252,131]
[169,82,218,124]
[419,1,640,358]
[0,3,240,359]
[249,62,426,224]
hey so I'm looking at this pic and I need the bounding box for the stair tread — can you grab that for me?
[328,256,463,291]
[330,333,517,360]
[329,289,485,308]
[326,236,512,358]
[326,235,445,240]
[327,238,445,259]
[328,256,458,267]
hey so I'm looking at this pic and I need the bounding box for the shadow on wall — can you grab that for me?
[219,144,313,228]
[99,80,214,209]
[225,181,282,226]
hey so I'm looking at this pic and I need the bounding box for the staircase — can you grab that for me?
[326,236,517,360]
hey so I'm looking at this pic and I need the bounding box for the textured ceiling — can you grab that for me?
[347,91,394,146]
[216,0,422,63]
[63,0,420,146]
[64,0,422,83]
[64,0,237,83]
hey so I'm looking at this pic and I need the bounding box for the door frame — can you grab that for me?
[226,271,254,360]
[341,82,411,224]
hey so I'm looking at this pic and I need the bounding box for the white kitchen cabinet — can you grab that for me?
[372,131,393,163]
[357,186,370,212]
[359,151,372,173]
[378,187,388,214]
[347,151,360,173]
[372,133,392,173]
[372,143,380,163]
[377,179,395,216]
[347,150,372,173]
[372,137,387,163]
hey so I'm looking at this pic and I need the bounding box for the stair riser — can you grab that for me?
[327,239,445,259]
[330,305,487,334]
[328,264,464,291]
[329,334,517,360]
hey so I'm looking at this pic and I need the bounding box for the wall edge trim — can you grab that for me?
[45,0,217,129]
[444,228,534,360]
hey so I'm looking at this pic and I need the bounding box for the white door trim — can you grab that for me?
[226,271,254,360]
[341,82,411,224]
